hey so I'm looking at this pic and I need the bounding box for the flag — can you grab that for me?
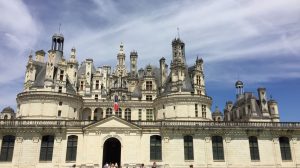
[114,95,119,112]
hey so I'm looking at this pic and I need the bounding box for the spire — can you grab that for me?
[118,42,124,55]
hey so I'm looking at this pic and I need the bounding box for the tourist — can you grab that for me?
[189,165,193,168]
[140,163,145,168]
[152,162,157,168]
[103,163,109,168]
[115,162,118,168]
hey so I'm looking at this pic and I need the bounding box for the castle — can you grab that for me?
[0,33,299,168]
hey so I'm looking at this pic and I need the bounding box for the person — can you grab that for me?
[111,163,115,168]
[140,163,145,168]
[189,165,193,168]
[103,163,109,168]
[115,162,118,168]
[152,162,157,168]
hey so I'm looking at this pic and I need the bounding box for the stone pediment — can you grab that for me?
[83,116,141,130]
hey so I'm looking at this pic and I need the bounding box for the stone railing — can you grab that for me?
[0,119,94,128]
[0,119,300,129]
[131,120,300,129]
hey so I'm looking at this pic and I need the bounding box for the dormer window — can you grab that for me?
[146,81,153,91]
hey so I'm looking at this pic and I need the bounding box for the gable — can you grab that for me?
[83,116,140,130]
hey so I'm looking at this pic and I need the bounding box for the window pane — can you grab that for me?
[184,136,194,160]
[39,135,54,161]
[279,137,292,160]
[212,136,224,160]
[66,136,78,161]
[0,135,15,162]
[150,135,162,160]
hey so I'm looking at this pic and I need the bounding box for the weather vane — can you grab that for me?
[177,27,180,38]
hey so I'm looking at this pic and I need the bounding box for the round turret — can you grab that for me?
[1,106,15,119]
[235,80,244,88]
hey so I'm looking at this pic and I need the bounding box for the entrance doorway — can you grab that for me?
[102,138,121,166]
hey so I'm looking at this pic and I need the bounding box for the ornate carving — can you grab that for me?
[205,137,211,143]
[56,136,63,143]
[32,137,39,143]
[16,137,23,143]
[225,137,231,143]
[163,137,169,143]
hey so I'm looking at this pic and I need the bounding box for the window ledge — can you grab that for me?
[39,161,52,163]
[282,160,293,162]
[251,160,260,162]
[184,160,194,162]
[66,161,76,163]
[150,160,162,162]
[213,160,225,162]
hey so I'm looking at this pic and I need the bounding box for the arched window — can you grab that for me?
[4,115,8,120]
[39,135,54,161]
[196,75,201,85]
[125,108,131,120]
[184,135,194,160]
[249,136,260,160]
[66,135,78,161]
[212,136,224,160]
[116,108,122,118]
[0,135,15,161]
[279,137,292,160]
[106,108,112,117]
[150,135,162,160]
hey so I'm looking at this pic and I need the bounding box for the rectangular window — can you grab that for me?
[59,102,62,106]
[249,136,260,160]
[0,135,15,162]
[202,105,206,118]
[146,109,153,121]
[138,109,142,120]
[60,70,64,81]
[66,135,78,161]
[184,135,194,160]
[146,95,152,101]
[212,136,224,160]
[195,104,198,117]
[150,135,162,160]
[95,80,99,90]
[146,81,153,90]
[95,94,98,100]
[58,86,62,93]
[39,135,54,161]
[58,110,61,117]
[279,137,292,160]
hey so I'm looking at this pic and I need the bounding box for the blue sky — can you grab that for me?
[0,0,299,121]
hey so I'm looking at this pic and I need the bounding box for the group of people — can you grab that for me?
[103,162,193,168]
[103,162,119,168]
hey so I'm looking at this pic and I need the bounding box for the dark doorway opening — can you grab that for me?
[102,138,121,166]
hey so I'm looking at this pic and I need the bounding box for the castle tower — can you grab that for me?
[24,54,36,91]
[67,47,79,87]
[130,51,138,77]
[45,33,65,87]
[35,50,46,62]
[159,57,167,87]
[268,98,280,122]
[193,57,206,95]
[116,43,127,77]
[170,38,187,91]
[235,80,244,99]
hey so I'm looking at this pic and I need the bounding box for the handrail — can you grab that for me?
[0,119,299,129]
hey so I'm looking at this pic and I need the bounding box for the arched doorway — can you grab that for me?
[102,138,121,166]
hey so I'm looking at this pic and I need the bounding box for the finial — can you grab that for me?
[177,27,180,38]
[58,23,61,33]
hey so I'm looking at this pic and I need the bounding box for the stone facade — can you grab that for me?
[0,33,299,168]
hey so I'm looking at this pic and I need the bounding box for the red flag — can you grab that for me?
[114,95,119,112]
